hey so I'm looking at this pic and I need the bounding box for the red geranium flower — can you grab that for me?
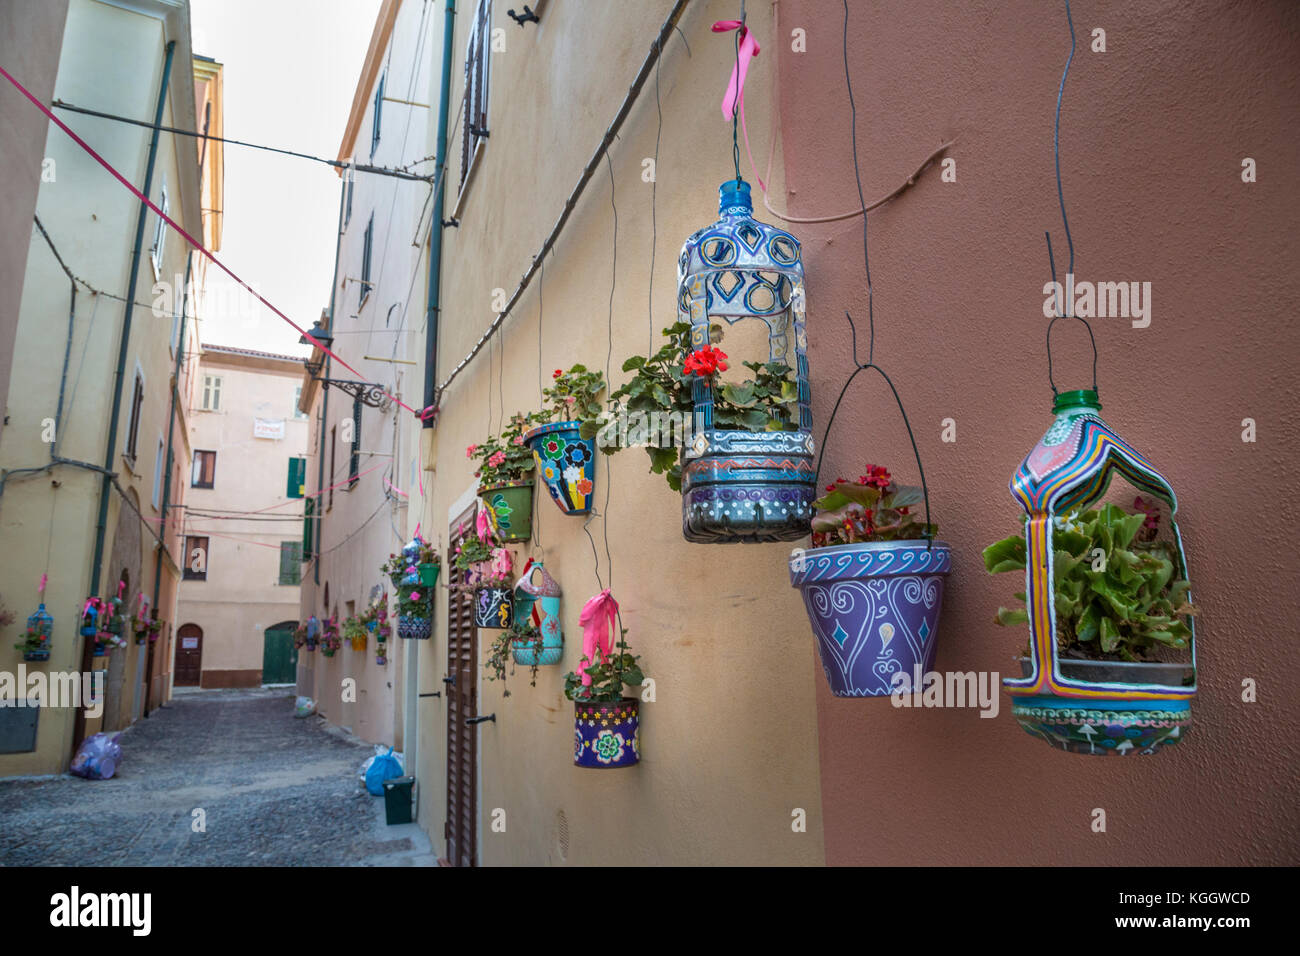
[553,369,563,379]
[859,465,891,490]
[683,346,729,378]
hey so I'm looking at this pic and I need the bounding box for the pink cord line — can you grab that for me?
[0,64,423,419]
[712,20,765,192]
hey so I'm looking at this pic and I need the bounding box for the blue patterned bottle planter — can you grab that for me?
[397,615,431,640]
[573,698,639,768]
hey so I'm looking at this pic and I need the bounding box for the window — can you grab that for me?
[192,450,216,488]
[183,535,209,581]
[201,374,222,411]
[293,386,307,419]
[371,72,385,158]
[303,497,315,559]
[348,398,361,488]
[150,179,169,277]
[278,541,303,586]
[360,214,374,307]
[344,169,354,227]
[125,369,145,462]
[460,0,492,195]
[287,456,306,499]
[151,436,165,509]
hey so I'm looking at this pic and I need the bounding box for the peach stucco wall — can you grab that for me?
[776,0,1299,864]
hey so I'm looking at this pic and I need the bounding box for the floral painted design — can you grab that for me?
[576,478,593,496]
[562,442,592,468]
[592,730,627,765]
[542,437,565,460]
[562,465,580,484]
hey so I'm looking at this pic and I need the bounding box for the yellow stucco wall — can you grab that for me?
[407,0,826,865]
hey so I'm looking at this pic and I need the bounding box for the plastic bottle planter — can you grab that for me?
[23,603,53,662]
[524,422,595,515]
[678,180,816,543]
[573,698,639,769]
[418,562,441,588]
[790,541,952,697]
[511,559,562,666]
[398,615,432,640]
[305,616,320,651]
[92,634,108,657]
[479,480,534,542]
[474,586,514,630]
[1004,390,1196,756]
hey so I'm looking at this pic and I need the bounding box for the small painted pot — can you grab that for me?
[524,421,595,515]
[474,587,513,630]
[479,480,534,542]
[418,562,440,587]
[1011,658,1192,756]
[398,615,432,640]
[350,635,367,652]
[790,540,952,698]
[511,630,563,667]
[321,648,337,658]
[23,649,51,662]
[573,698,639,769]
[376,654,388,666]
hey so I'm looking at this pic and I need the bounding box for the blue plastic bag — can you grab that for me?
[70,732,123,780]
[365,747,402,795]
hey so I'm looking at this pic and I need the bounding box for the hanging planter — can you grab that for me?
[525,367,605,517]
[395,581,432,640]
[304,615,320,652]
[469,411,543,535]
[16,602,52,663]
[563,590,644,769]
[511,559,562,665]
[473,585,513,630]
[319,615,342,657]
[790,468,950,697]
[478,480,534,543]
[988,389,1197,757]
[343,616,367,652]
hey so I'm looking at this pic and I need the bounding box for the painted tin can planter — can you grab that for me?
[24,603,53,662]
[681,431,816,543]
[524,421,595,515]
[573,698,639,768]
[479,480,534,542]
[418,562,440,587]
[512,560,562,666]
[1012,658,1192,756]
[790,540,952,698]
[398,616,432,640]
[474,586,514,630]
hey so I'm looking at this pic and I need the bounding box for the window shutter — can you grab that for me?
[287,456,306,499]
[303,497,315,557]
[279,542,302,586]
[348,400,361,486]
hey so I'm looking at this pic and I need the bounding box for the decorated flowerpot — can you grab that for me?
[512,559,562,665]
[573,698,639,768]
[418,562,441,587]
[1011,658,1192,756]
[474,586,513,630]
[790,540,952,698]
[524,421,595,515]
[398,615,431,640]
[376,654,388,665]
[24,647,50,662]
[321,647,337,658]
[350,635,367,652]
[479,481,534,542]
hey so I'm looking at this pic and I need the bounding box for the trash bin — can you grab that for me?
[382,776,414,825]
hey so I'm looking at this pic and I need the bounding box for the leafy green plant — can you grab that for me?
[984,499,1196,662]
[484,619,544,696]
[468,411,544,487]
[810,466,936,547]
[563,629,644,704]
[396,586,431,619]
[341,616,367,646]
[542,364,606,423]
[586,322,799,491]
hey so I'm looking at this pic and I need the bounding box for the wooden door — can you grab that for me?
[174,624,203,686]
[445,521,478,867]
[262,622,298,685]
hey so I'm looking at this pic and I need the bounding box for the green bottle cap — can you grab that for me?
[1052,389,1101,413]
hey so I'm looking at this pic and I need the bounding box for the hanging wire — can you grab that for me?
[731,0,745,184]
[1043,0,1099,396]
[649,37,663,355]
[842,0,875,364]
[603,148,618,593]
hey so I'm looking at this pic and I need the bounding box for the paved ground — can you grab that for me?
[0,688,435,867]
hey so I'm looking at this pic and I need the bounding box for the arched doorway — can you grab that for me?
[174,623,203,687]
[262,620,299,685]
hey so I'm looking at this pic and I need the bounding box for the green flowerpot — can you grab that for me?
[418,563,440,588]
[479,480,534,542]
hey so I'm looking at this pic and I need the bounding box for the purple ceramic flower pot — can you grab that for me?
[790,540,952,698]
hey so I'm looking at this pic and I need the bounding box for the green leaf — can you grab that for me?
[621,355,646,371]
[720,382,757,407]
[994,607,1028,627]
[983,535,1026,574]
[1098,616,1120,653]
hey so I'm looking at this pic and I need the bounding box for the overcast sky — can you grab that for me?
[189,0,382,357]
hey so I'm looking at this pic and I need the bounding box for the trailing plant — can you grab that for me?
[468,411,544,487]
[396,585,431,619]
[319,615,342,655]
[541,364,606,423]
[809,466,936,547]
[563,629,644,704]
[983,498,1197,663]
[589,321,799,491]
[381,553,406,582]
[483,619,544,696]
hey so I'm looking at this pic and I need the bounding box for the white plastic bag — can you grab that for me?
[294,696,316,718]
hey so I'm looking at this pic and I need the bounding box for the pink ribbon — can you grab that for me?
[712,20,765,191]
[38,573,47,595]
[577,589,619,688]
[489,547,512,579]
[475,508,492,543]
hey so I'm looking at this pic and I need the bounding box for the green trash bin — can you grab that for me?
[382,776,414,825]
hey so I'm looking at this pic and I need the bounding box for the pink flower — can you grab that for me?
[488,451,506,468]
[409,591,422,601]
[513,435,525,445]
[465,444,478,458]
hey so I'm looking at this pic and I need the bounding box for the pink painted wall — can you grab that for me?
[777,0,1299,864]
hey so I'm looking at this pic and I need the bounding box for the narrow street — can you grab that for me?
[0,689,433,867]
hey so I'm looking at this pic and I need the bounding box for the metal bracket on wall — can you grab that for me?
[418,690,442,698]
[316,378,391,410]
[465,714,496,726]
[507,5,540,27]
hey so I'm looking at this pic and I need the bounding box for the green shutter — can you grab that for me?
[279,541,302,586]
[287,456,306,499]
[303,497,314,557]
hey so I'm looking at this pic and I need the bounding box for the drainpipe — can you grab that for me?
[315,174,347,585]
[79,39,175,754]
[88,39,175,597]
[422,0,456,426]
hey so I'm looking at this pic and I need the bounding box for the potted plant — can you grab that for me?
[511,559,563,666]
[789,466,952,697]
[304,615,320,651]
[145,618,162,644]
[985,497,1197,752]
[130,614,150,645]
[451,511,514,629]
[382,553,406,589]
[80,598,100,638]
[471,411,541,541]
[526,365,605,515]
[10,594,51,663]
[563,590,644,769]
[372,603,391,665]
[416,540,440,587]
[484,619,547,696]
[342,615,367,652]
[292,621,309,650]
[319,615,342,657]
[396,583,432,640]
